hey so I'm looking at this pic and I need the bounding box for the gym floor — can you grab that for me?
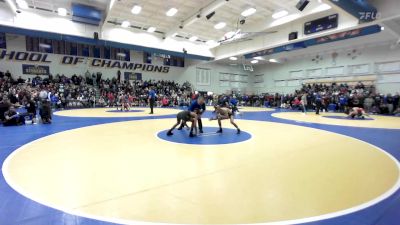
[1,107,399,225]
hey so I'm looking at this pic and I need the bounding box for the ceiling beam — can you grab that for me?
[4,0,17,14]
[100,0,118,38]
[382,21,400,38]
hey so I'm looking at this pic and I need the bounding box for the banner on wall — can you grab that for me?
[22,64,50,75]
[0,50,170,74]
[315,28,361,44]
[124,72,142,81]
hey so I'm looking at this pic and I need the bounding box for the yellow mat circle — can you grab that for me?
[272,112,400,129]
[3,119,399,224]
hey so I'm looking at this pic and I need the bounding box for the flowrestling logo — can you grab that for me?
[0,50,170,73]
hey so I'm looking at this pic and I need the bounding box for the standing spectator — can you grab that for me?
[387,94,394,114]
[117,70,121,83]
[364,95,374,113]
[40,100,52,124]
[148,87,156,114]
[315,94,322,115]
[26,97,37,124]
[301,93,307,113]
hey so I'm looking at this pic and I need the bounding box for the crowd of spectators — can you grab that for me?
[260,82,400,116]
[0,70,196,126]
[203,82,400,116]
[97,78,194,108]
[1,69,400,127]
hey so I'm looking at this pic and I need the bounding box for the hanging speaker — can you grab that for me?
[93,32,99,40]
[206,11,215,20]
[296,0,310,11]
[289,32,298,40]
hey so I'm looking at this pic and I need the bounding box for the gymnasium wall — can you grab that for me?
[0,34,252,94]
[252,44,400,95]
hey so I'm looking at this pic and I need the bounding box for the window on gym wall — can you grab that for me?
[53,40,65,54]
[104,46,111,59]
[164,57,170,66]
[22,35,175,64]
[121,49,130,62]
[171,56,185,67]
[162,55,185,67]
[39,38,53,53]
[93,46,102,58]
[102,47,130,61]
[0,33,6,49]
[143,52,152,64]
[111,47,118,60]
[26,36,39,52]
[79,44,91,57]
[65,42,78,56]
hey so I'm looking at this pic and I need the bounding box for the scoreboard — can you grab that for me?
[304,14,339,35]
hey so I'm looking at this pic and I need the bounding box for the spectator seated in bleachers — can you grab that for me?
[3,106,24,126]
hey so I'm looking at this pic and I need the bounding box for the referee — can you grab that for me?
[148,87,156,114]
[188,96,206,133]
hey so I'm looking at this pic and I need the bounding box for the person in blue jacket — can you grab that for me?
[229,96,240,115]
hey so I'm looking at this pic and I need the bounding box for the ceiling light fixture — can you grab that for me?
[189,36,198,42]
[16,0,28,9]
[57,7,67,16]
[241,7,256,17]
[166,8,178,17]
[269,59,278,63]
[131,5,142,14]
[272,10,289,19]
[229,56,238,61]
[253,56,264,60]
[147,27,156,33]
[117,53,127,57]
[121,21,130,28]
[214,22,226,30]
[224,31,236,39]
[39,43,51,49]
[206,40,216,45]
[251,60,259,64]
[271,14,301,27]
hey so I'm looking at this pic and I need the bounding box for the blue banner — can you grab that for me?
[22,64,50,75]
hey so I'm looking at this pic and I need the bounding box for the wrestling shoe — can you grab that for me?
[167,131,173,136]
